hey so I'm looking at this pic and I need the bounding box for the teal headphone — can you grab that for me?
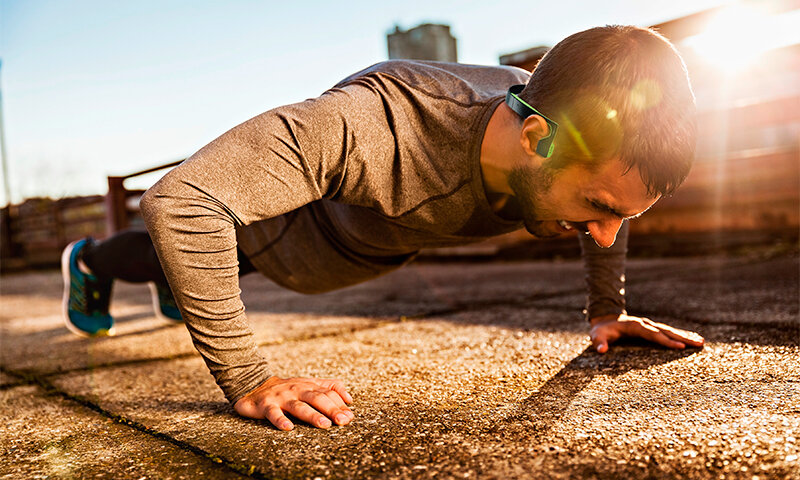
[505,84,559,158]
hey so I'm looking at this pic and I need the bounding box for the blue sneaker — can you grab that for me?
[61,238,115,337]
[149,282,183,322]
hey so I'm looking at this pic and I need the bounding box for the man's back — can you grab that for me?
[235,61,532,275]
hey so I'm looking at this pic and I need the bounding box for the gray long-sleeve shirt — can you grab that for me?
[140,60,627,403]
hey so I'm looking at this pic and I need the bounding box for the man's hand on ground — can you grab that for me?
[233,376,354,431]
[590,314,705,354]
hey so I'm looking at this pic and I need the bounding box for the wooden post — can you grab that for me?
[106,176,128,235]
[104,159,183,236]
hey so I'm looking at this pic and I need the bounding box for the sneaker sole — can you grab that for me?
[148,282,183,323]
[61,240,115,338]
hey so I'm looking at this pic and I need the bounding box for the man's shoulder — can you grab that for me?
[335,60,530,102]
[338,59,529,80]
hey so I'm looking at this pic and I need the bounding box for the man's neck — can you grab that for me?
[479,101,524,201]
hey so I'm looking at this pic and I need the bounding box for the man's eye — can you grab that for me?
[589,201,607,213]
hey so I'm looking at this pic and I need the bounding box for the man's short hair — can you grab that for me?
[520,25,697,197]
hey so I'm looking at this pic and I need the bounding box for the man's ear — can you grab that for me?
[520,115,550,158]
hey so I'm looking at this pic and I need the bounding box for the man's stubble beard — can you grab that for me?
[507,163,559,238]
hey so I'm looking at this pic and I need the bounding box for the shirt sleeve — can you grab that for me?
[578,220,629,322]
[139,89,353,403]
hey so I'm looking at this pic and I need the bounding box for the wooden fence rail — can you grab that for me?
[1,195,106,271]
[1,160,183,272]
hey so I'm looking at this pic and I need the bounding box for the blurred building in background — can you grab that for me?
[387,23,458,62]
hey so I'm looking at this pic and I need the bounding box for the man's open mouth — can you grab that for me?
[558,220,591,235]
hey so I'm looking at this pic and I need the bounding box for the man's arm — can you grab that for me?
[578,221,704,353]
[140,89,361,429]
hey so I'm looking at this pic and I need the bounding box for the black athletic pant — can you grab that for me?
[81,229,257,286]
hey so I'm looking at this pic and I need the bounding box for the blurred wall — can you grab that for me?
[641,6,799,235]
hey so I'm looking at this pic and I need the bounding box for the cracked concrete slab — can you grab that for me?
[0,385,244,479]
[49,313,587,478]
[3,253,798,478]
[50,307,799,479]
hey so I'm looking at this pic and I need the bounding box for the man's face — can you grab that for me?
[507,157,660,248]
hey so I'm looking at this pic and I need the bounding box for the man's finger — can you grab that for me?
[652,322,705,347]
[626,320,661,336]
[328,392,354,423]
[591,329,610,354]
[636,324,686,349]
[299,390,351,426]
[323,389,354,421]
[312,378,354,404]
[285,400,332,429]
[233,399,259,419]
[264,405,293,431]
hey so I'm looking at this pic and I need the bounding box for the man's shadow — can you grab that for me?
[484,341,700,439]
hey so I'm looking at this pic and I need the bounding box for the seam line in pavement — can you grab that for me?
[0,380,26,391]
[0,365,266,479]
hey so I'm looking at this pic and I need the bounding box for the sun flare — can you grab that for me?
[683,5,800,74]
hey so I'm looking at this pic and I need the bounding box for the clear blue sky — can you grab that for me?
[0,0,733,205]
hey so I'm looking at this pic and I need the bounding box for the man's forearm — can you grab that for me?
[140,169,272,404]
[578,220,629,321]
[137,99,342,403]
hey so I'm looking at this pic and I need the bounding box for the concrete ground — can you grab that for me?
[1,251,798,479]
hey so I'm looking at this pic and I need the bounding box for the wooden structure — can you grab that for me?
[499,46,549,71]
[0,160,183,271]
[638,0,800,235]
[105,160,183,234]
[1,196,106,270]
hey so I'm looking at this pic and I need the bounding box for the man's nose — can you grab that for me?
[587,218,624,248]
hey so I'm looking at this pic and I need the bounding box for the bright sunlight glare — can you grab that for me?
[683,6,800,74]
